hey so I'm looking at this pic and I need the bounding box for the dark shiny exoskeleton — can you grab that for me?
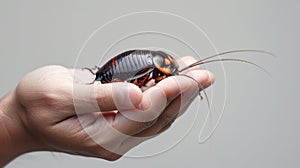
[83,49,270,87]
[84,50,179,87]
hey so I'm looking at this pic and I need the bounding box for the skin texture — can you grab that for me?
[0,56,214,166]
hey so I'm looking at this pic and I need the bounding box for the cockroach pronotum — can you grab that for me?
[82,49,273,143]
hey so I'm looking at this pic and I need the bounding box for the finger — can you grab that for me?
[121,73,197,122]
[184,69,215,90]
[178,56,201,73]
[178,56,215,90]
[116,71,206,150]
[112,68,212,136]
[133,67,214,137]
[112,73,195,135]
[133,95,185,137]
[133,75,201,137]
[111,86,167,135]
[156,94,195,134]
[72,82,143,114]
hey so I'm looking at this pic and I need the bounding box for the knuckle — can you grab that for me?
[42,92,60,102]
[41,92,63,107]
[39,88,73,110]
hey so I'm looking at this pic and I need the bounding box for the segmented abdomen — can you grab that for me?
[95,50,154,83]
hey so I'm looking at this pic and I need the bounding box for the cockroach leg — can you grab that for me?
[111,78,124,83]
[155,76,164,83]
[85,80,95,85]
[93,66,100,71]
[82,67,96,75]
[199,92,204,100]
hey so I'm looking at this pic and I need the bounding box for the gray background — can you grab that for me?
[1,0,299,168]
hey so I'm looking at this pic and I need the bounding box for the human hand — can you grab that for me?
[0,56,214,166]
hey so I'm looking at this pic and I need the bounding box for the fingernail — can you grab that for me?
[207,71,215,84]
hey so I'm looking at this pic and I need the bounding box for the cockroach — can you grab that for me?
[83,49,270,88]
[82,49,272,143]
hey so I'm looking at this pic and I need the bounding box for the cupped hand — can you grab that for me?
[14,56,214,161]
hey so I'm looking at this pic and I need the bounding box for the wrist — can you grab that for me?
[0,89,41,166]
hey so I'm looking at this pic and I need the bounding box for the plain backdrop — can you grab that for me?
[1,0,299,168]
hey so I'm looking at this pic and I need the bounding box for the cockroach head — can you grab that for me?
[152,51,179,75]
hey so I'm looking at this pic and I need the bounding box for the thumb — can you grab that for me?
[72,82,142,114]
